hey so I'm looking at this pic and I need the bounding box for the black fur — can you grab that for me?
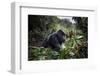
[42,30,66,51]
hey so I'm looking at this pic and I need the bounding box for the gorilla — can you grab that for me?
[42,30,66,52]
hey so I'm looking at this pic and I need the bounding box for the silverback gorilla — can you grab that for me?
[42,30,66,52]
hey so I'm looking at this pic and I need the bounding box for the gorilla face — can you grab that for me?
[42,30,66,52]
[56,30,66,44]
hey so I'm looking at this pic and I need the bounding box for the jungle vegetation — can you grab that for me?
[28,15,88,61]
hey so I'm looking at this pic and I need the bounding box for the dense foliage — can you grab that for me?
[28,15,88,61]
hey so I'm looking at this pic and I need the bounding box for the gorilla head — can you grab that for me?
[42,30,66,52]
